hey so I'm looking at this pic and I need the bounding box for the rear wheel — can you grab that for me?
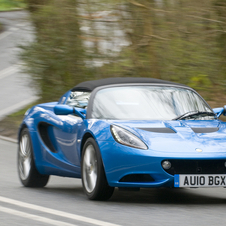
[81,138,114,200]
[18,128,49,187]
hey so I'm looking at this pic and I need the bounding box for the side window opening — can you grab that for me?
[66,91,90,109]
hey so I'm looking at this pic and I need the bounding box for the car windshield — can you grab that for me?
[91,86,214,120]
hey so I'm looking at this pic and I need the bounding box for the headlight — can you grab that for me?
[110,125,147,150]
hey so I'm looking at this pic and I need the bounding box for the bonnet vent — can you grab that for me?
[138,128,176,133]
[191,127,219,133]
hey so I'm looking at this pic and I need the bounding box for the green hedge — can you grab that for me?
[0,0,26,11]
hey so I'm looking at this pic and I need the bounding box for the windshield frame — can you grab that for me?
[86,83,214,120]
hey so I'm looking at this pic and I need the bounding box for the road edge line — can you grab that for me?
[0,206,78,226]
[0,196,121,226]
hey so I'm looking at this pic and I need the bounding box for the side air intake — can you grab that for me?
[38,123,56,153]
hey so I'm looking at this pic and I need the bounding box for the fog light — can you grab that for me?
[162,161,171,170]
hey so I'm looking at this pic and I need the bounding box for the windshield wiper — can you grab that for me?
[173,111,217,120]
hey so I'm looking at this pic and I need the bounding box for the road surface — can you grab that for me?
[1,139,226,226]
[0,11,38,120]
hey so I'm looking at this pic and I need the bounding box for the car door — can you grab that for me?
[52,114,83,166]
[53,91,90,166]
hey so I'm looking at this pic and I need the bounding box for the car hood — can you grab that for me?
[110,120,226,156]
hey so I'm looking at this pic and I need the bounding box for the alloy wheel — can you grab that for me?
[82,144,98,193]
[18,134,31,180]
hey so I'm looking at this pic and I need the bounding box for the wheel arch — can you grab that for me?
[18,126,49,187]
[80,132,109,176]
[80,132,114,200]
[18,123,28,140]
[80,132,95,158]
[18,122,38,165]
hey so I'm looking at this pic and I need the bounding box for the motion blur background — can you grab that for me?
[0,0,226,136]
[2,0,226,103]
[20,0,226,104]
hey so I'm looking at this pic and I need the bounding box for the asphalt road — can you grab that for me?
[0,11,38,119]
[1,139,226,226]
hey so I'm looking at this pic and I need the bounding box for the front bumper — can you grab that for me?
[98,141,226,188]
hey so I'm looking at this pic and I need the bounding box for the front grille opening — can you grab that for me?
[119,174,154,183]
[162,159,226,175]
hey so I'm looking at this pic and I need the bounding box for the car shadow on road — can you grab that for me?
[109,188,226,205]
[43,185,84,195]
[21,181,85,200]
[22,184,226,205]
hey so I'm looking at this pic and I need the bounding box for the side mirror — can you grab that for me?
[212,105,226,118]
[54,105,86,119]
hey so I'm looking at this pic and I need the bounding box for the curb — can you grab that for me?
[0,135,17,143]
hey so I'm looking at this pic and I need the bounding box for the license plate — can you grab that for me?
[174,174,226,187]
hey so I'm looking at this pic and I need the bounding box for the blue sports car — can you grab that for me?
[18,77,226,200]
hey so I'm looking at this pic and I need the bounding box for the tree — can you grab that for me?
[21,0,89,101]
[21,0,226,104]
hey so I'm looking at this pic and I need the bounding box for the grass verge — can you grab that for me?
[0,0,26,11]
[0,101,39,139]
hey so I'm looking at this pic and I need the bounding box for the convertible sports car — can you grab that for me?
[18,77,226,200]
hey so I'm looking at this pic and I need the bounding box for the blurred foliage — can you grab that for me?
[215,0,226,90]
[0,0,26,11]
[23,0,45,12]
[189,75,212,91]
[20,0,226,102]
[20,0,91,101]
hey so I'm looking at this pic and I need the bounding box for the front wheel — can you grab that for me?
[18,128,49,187]
[81,138,114,200]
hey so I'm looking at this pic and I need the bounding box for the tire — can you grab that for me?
[81,138,114,200]
[18,128,49,187]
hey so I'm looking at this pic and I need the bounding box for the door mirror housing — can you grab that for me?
[212,106,226,118]
[54,105,86,119]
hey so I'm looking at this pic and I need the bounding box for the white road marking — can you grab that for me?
[0,31,12,41]
[0,24,23,41]
[0,96,38,119]
[15,23,28,27]
[0,196,121,226]
[9,27,19,32]
[0,206,78,226]
[0,65,19,80]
